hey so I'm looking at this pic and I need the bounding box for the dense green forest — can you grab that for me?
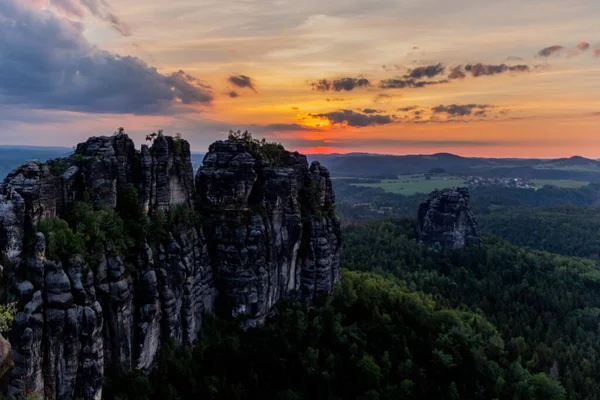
[106,269,565,400]
[106,216,600,399]
[342,219,600,398]
[478,206,600,260]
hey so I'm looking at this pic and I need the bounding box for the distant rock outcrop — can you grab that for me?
[0,134,341,399]
[417,187,480,250]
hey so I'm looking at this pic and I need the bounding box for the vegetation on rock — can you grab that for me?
[227,130,287,167]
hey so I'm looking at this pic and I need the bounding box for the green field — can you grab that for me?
[353,174,466,195]
[532,179,590,189]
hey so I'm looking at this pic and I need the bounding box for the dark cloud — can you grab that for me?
[397,106,417,112]
[263,123,319,132]
[228,91,240,98]
[537,45,564,57]
[577,42,590,51]
[291,106,299,110]
[311,110,394,127]
[464,63,529,77]
[326,98,345,102]
[379,78,449,89]
[0,0,213,114]
[382,64,403,72]
[228,75,257,92]
[362,108,382,114]
[373,94,399,103]
[506,56,525,61]
[406,63,445,79]
[447,65,466,80]
[431,104,493,116]
[311,77,371,92]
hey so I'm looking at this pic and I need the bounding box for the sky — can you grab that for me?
[1,0,600,157]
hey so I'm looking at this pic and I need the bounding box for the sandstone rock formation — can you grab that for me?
[0,335,13,382]
[417,187,481,250]
[0,134,341,399]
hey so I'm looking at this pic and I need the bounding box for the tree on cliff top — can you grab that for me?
[227,130,286,166]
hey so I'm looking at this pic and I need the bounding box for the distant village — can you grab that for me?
[466,176,533,189]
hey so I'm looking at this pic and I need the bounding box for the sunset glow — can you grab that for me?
[2,0,600,157]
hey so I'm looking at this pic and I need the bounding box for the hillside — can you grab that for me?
[310,153,600,182]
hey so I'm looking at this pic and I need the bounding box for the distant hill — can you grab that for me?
[309,153,600,182]
[0,145,72,180]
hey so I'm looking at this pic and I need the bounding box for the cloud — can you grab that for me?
[464,63,529,77]
[0,0,213,114]
[381,64,402,71]
[80,0,131,36]
[406,63,445,79]
[397,106,417,112]
[379,78,449,89]
[326,98,345,102]
[42,0,131,36]
[594,48,600,57]
[447,65,466,80]
[373,94,399,103]
[263,123,320,132]
[311,109,395,127]
[506,56,524,61]
[537,45,564,57]
[228,91,240,98]
[577,41,590,51]
[228,75,257,92]
[310,77,371,92]
[431,104,493,116]
[362,108,382,114]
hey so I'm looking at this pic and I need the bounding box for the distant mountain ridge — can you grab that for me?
[308,152,600,182]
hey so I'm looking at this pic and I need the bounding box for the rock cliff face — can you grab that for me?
[0,134,341,399]
[417,187,480,250]
[197,141,340,325]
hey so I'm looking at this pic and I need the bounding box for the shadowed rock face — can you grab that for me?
[197,140,341,325]
[0,134,341,399]
[417,187,481,250]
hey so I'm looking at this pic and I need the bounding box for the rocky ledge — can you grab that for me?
[417,187,481,250]
[0,133,341,399]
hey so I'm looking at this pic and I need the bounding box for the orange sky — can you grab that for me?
[2,0,600,158]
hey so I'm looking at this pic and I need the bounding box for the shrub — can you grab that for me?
[37,218,85,261]
[227,130,287,167]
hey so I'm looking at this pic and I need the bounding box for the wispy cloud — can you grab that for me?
[537,45,565,57]
[311,77,371,92]
[311,109,395,127]
[41,0,131,36]
[228,75,257,92]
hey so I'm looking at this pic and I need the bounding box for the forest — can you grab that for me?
[103,212,600,399]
